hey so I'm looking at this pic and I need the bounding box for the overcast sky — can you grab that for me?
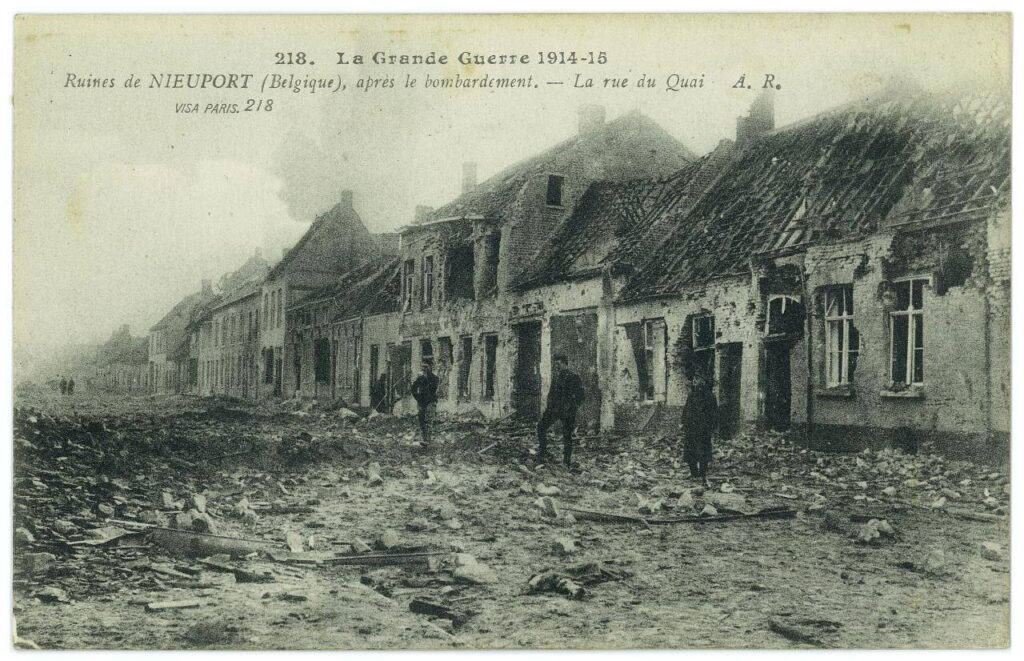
[13,14,1009,354]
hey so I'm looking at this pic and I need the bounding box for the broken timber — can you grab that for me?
[566,506,796,525]
[322,551,447,567]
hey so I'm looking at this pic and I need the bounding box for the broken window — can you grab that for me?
[422,255,435,309]
[458,335,473,400]
[767,295,805,336]
[824,286,859,387]
[546,174,565,206]
[437,337,453,400]
[476,232,501,297]
[314,338,331,384]
[691,314,716,382]
[446,244,475,301]
[889,278,927,386]
[483,334,498,400]
[692,315,715,350]
[402,259,415,312]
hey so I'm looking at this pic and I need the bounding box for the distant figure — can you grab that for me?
[67,378,76,396]
[537,354,585,468]
[682,372,719,488]
[59,377,67,395]
[374,371,391,413]
[410,359,439,448]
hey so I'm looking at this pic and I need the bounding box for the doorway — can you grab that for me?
[718,343,742,438]
[550,311,600,429]
[513,321,542,420]
[765,342,792,431]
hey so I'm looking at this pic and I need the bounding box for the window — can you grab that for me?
[691,314,716,382]
[264,349,274,384]
[402,259,415,311]
[483,334,498,400]
[767,295,804,336]
[546,174,565,206]
[458,336,473,400]
[693,315,715,350]
[270,291,278,328]
[641,319,667,401]
[889,278,927,386]
[422,255,435,308]
[824,286,859,387]
[477,232,501,297]
[446,244,475,300]
[437,337,453,400]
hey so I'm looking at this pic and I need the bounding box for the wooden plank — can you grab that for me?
[145,600,202,612]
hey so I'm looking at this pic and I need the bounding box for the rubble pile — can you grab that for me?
[580,430,1009,519]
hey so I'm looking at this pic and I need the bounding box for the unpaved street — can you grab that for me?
[12,389,1010,649]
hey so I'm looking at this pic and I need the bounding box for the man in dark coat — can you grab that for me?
[537,354,585,468]
[410,359,439,448]
[682,372,719,487]
[59,377,67,395]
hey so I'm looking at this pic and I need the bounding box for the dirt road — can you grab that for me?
[12,390,1010,649]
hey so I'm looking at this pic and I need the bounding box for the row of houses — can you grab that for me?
[137,87,1009,460]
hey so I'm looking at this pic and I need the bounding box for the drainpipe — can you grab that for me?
[799,263,815,447]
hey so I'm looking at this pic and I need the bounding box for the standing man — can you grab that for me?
[67,377,75,396]
[682,372,719,488]
[537,353,585,468]
[410,358,439,448]
[59,376,67,395]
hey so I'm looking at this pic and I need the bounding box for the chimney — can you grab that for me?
[736,89,775,145]
[254,247,262,260]
[201,279,212,295]
[414,205,434,224]
[339,190,354,210]
[461,162,477,195]
[578,105,606,134]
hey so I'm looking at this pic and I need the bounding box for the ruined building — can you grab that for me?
[617,87,1010,459]
[148,89,1008,460]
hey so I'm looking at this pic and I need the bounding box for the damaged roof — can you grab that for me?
[285,256,402,321]
[620,86,1010,301]
[513,140,740,291]
[423,111,695,227]
[332,258,402,322]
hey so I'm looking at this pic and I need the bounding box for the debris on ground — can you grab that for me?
[527,562,632,600]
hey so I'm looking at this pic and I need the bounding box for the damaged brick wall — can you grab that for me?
[802,221,1005,458]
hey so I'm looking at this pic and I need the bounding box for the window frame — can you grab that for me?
[641,318,667,402]
[823,285,858,387]
[482,334,498,400]
[692,314,716,351]
[888,276,929,386]
[421,254,435,309]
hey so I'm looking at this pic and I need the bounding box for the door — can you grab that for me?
[549,311,600,430]
[719,343,742,438]
[513,321,542,420]
[765,342,791,431]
